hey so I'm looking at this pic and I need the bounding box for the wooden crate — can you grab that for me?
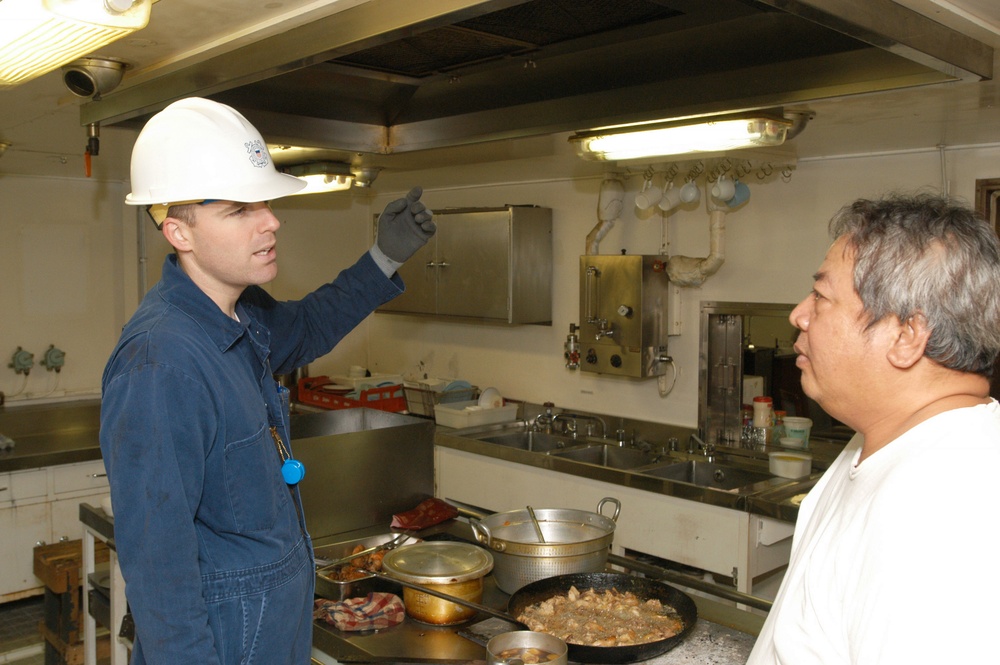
[33,540,110,661]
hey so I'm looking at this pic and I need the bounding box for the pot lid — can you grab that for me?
[382,541,493,584]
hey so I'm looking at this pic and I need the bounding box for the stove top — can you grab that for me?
[312,520,517,663]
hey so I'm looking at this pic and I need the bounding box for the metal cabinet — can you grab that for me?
[377,206,552,324]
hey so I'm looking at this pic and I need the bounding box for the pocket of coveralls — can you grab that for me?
[224,423,286,533]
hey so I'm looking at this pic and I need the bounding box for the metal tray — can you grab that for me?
[314,532,406,601]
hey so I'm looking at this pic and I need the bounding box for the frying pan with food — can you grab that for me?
[506,572,698,664]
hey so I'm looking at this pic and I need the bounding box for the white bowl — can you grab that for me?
[769,451,812,479]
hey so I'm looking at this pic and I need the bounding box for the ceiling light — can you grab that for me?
[571,111,795,161]
[282,162,354,195]
[0,0,152,88]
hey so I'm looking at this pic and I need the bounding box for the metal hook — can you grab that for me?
[686,160,705,183]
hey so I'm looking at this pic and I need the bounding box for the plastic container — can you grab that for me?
[783,416,813,446]
[434,400,518,429]
[403,379,478,417]
[297,376,406,412]
[769,451,812,479]
[779,436,807,450]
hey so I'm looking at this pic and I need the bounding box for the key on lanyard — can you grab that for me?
[270,426,305,485]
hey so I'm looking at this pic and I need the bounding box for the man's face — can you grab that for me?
[788,236,892,426]
[171,201,281,303]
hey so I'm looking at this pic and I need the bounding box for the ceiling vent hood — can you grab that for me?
[80,0,992,166]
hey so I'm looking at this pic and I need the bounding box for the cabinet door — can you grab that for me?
[50,461,110,542]
[0,502,50,600]
[437,211,510,319]
[378,239,437,314]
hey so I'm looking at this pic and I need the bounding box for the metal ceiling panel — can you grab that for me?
[79,0,992,160]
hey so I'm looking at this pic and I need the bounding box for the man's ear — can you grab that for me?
[161,217,191,252]
[887,313,931,369]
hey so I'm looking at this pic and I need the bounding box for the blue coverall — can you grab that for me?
[100,252,402,664]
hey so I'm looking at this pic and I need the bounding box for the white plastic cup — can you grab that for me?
[635,184,663,211]
[679,181,700,204]
[658,184,684,212]
[783,416,812,446]
[711,176,736,202]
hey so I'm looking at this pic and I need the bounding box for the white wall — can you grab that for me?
[2,139,997,429]
[0,174,128,401]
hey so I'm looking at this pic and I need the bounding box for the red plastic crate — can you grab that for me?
[297,376,407,412]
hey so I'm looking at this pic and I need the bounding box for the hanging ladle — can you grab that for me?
[526,506,545,543]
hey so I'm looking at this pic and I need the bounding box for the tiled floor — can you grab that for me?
[0,596,44,664]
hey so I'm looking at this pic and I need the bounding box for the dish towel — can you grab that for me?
[390,497,458,530]
[313,593,406,631]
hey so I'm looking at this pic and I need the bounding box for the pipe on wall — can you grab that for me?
[665,208,727,286]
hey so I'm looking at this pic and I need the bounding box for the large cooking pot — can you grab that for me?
[470,498,620,594]
[506,572,697,664]
[381,541,494,626]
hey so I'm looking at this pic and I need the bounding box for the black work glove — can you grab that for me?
[376,186,435,263]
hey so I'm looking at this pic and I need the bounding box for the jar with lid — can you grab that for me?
[751,396,773,446]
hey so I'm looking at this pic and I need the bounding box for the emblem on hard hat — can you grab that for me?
[245,140,269,168]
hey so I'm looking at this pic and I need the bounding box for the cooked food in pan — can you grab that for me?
[517,585,684,647]
[326,544,387,581]
[494,647,561,663]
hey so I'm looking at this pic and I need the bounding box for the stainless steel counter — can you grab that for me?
[0,398,102,472]
[434,422,828,522]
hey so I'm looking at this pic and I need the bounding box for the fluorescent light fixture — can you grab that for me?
[0,0,152,88]
[282,162,354,195]
[571,112,794,161]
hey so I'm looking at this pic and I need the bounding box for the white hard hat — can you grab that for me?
[125,97,305,207]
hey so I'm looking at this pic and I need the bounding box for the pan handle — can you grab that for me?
[597,497,621,522]
[470,519,506,551]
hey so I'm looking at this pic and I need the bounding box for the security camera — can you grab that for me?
[351,166,382,188]
[62,57,128,99]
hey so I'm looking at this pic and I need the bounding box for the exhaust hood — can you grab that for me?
[79,0,992,166]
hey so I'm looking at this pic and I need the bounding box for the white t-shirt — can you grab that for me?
[747,400,1000,665]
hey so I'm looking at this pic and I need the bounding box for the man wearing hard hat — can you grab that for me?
[99,98,435,665]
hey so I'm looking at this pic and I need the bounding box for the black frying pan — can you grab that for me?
[506,572,698,664]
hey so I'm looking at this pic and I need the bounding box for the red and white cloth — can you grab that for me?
[313,593,405,631]
[390,497,458,530]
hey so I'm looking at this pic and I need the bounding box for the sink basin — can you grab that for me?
[548,444,653,469]
[639,460,772,490]
[476,430,575,453]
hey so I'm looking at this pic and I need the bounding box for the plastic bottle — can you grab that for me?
[773,409,786,441]
[740,405,754,447]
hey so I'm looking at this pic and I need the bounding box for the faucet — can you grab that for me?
[689,433,715,462]
[531,402,556,433]
[552,413,608,440]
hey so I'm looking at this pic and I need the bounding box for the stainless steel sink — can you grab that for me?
[475,430,575,453]
[639,460,772,490]
[548,443,653,469]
